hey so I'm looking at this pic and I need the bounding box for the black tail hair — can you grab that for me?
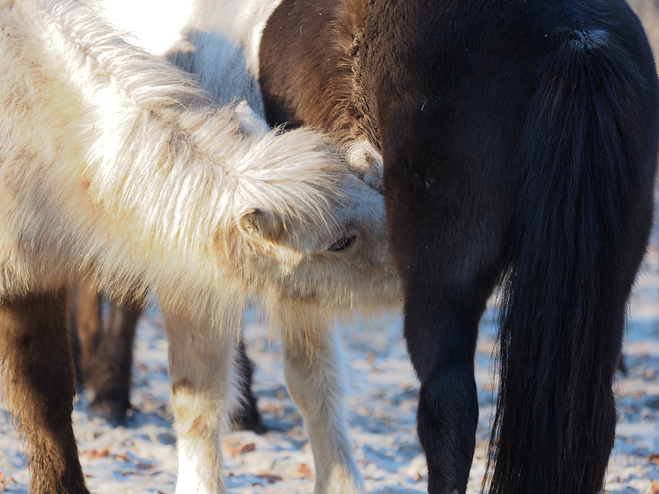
[486,24,659,494]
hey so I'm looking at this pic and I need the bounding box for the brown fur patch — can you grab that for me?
[259,0,380,149]
[0,289,89,493]
[172,377,195,395]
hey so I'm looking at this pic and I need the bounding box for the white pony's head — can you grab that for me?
[225,104,400,314]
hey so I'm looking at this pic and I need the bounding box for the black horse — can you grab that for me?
[257,0,659,492]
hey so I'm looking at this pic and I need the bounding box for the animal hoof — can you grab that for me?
[90,395,130,426]
[232,416,268,434]
[231,403,267,433]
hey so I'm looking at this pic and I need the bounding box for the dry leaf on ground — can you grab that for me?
[223,440,256,457]
[296,463,311,478]
[258,472,283,483]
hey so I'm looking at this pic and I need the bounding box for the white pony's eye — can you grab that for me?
[328,235,357,253]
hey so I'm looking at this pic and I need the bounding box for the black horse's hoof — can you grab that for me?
[232,416,268,434]
[90,394,130,427]
[231,394,267,434]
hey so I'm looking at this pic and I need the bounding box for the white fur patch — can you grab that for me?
[97,0,284,112]
[345,140,385,192]
[95,0,194,54]
[235,99,270,135]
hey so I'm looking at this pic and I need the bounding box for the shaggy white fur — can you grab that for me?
[0,0,397,316]
[0,0,398,492]
[98,0,385,188]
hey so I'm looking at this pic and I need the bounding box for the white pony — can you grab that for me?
[0,0,398,492]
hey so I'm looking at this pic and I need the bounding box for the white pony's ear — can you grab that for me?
[238,207,286,242]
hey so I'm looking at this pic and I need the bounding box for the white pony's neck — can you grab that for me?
[34,0,230,243]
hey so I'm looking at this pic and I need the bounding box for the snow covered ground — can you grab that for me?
[1,225,659,493]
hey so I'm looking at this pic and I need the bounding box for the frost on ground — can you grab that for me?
[2,248,659,493]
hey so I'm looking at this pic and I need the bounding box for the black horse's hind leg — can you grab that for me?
[408,302,479,491]
[0,289,89,493]
[386,174,506,493]
[382,99,509,491]
[400,255,503,493]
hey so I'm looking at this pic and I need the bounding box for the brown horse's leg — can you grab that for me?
[72,277,141,424]
[74,277,103,383]
[0,289,88,493]
[88,296,142,425]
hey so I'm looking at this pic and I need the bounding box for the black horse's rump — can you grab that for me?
[259,0,659,493]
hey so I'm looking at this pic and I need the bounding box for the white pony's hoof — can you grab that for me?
[316,463,365,494]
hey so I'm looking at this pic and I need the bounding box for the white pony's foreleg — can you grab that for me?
[281,316,364,494]
[164,306,242,494]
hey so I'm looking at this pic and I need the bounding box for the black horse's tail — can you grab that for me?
[486,20,659,494]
